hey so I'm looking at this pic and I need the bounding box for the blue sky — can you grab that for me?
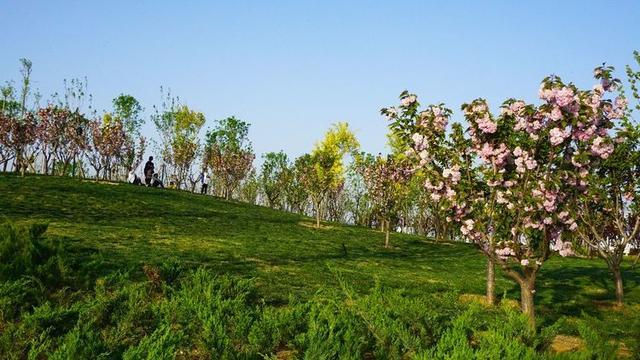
[1,1,639,160]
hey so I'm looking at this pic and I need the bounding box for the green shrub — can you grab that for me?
[419,304,555,359]
[0,277,45,322]
[158,268,260,358]
[122,324,183,360]
[0,222,66,286]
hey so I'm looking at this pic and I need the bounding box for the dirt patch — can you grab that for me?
[551,336,632,358]
[275,348,298,360]
[298,221,333,230]
[592,300,624,311]
[81,179,121,186]
[550,335,585,353]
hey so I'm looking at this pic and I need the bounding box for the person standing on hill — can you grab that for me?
[144,156,155,186]
[200,172,210,195]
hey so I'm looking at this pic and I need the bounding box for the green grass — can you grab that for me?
[1,174,639,357]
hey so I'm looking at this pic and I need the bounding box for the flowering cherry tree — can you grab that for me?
[383,67,622,327]
[87,114,130,180]
[382,93,456,242]
[359,154,411,247]
[37,105,89,176]
[456,69,628,326]
[0,114,15,172]
[0,86,22,171]
[574,65,640,306]
[3,112,38,176]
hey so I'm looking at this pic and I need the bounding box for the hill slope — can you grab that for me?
[2,174,638,308]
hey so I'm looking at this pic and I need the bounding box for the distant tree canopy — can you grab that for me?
[203,117,255,199]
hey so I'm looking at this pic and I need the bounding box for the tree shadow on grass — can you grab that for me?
[506,264,640,326]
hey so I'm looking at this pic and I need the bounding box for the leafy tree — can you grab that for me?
[112,94,146,174]
[286,156,311,214]
[301,122,359,228]
[112,94,144,136]
[172,106,205,186]
[260,151,290,209]
[239,168,260,204]
[203,117,255,199]
[343,157,375,227]
[152,90,205,187]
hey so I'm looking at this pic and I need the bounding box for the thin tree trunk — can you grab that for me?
[384,219,390,248]
[519,270,537,330]
[486,257,496,305]
[613,266,624,306]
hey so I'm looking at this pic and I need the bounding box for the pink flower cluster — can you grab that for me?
[418,105,449,134]
[460,219,475,236]
[495,246,516,259]
[549,127,571,146]
[442,164,461,184]
[477,142,510,168]
[513,147,537,174]
[465,100,497,134]
[552,240,574,257]
[476,114,497,134]
[412,133,427,151]
[400,94,417,107]
[539,86,577,110]
[558,211,578,231]
[590,136,614,159]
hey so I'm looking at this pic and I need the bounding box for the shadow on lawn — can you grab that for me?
[499,264,640,326]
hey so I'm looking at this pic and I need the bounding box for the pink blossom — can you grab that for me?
[591,136,614,159]
[401,95,417,106]
[412,133,427,150]
[442,165,461,184]
[476,114,497,134]
[553,240,574,257]
[549,127,570,146]
[555,87,575,107]
[520,259,530,266]
[549,107,562,121]
[495,246,516,258]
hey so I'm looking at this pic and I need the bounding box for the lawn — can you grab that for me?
[1,174,639,358]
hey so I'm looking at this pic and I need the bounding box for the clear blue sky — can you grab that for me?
[1,1,639,160]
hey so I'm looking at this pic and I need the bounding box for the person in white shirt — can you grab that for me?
[128,170,141,185]
[200,172,210,194]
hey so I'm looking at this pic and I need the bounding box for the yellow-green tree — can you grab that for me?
[152,94,205,187]
[301,122,359,228]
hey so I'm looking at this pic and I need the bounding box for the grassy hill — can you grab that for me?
[1,174,639,358]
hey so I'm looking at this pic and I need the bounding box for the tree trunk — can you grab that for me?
[486,257,496,305]
[384,219,390,248]
[613,266,624,306]
[519,270,537,330]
